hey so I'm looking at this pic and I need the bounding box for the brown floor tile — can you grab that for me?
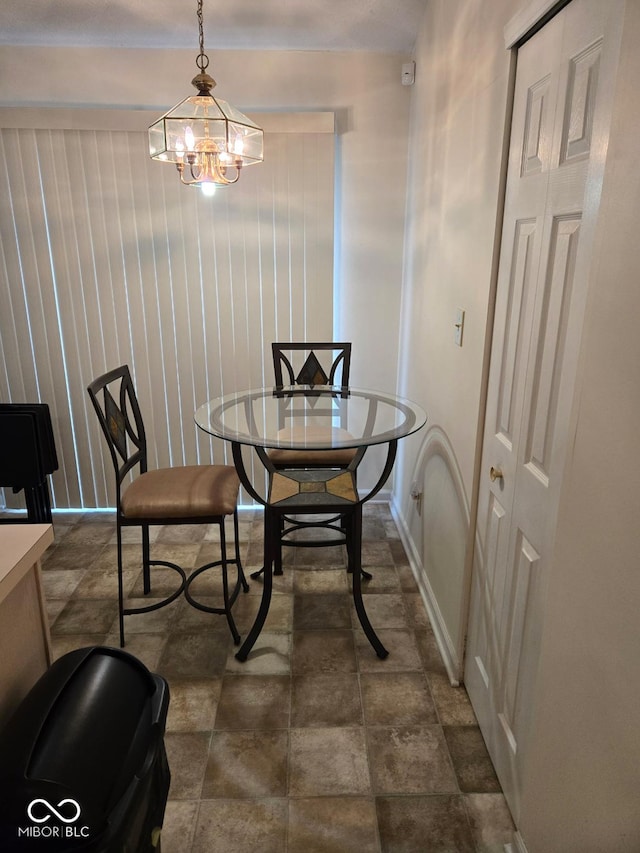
[289,727,370,796]
[164,732,211,799]
[59,523,115,547]
[117,527,160,545]
[184,559,245,595]
[292,629,357,674]
[79,511,116,523]
[107,632,167,671]
[443,726,502,793]
[50,634,108,660]
[395,563,420,592]
[42,543,103,571]
[120,597,180,636]
[171,596,240,634]
[383,520,400,540]
[414,626,448,674]
[191,799,287,853]
[160,801,199,853]
[214,674,290,730]
[376,795,476,852]
[464,793,515,851]
[367,725,458,795]
[361,540,394,567]
[403,592,431,626]
[388,539,411,568]
[155,524,209,545]
[41,568,86,599]
[293,543,346,568]
[49,521,78,543]
[360,565,402,593]
[202,730,288,798]
[355,628,423,672]
[166,678,222,732]
[294,593,352,630]
[192,542,242,572]
[362,520,387,542]
[353,593,408,629]
[291,673,362,727]
[45,598,67,624]
[72,566,138,599]
[360,672,438,725]
[224,632,291,675]
[84,543,145,573]
[261,593,294,633]
[132,545,202,582]
[428,672,478,725]
[293,567,349,594]
[244,540,269,568]
[288,797,379,853]
[158,632,231,678]
[51,598,117,634]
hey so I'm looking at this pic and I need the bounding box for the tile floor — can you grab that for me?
[34,503,515,852]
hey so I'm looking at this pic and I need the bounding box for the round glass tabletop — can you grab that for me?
[195,385,427,450]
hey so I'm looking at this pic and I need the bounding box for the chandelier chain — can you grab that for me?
[196,0,209,72]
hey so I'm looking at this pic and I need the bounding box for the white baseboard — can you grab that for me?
[390,496,461,686]
[504,831,529,853]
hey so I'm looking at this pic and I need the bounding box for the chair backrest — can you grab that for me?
[87,366,147,495]
[0,404,58,487]
[272,342,351,389]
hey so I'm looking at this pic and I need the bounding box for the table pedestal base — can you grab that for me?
[236,476,388,662]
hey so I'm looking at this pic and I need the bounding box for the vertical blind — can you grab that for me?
[0,115,334,509]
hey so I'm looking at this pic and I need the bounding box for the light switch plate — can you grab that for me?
[454,308,465,346]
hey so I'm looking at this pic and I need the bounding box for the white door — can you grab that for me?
[465,0,617,821]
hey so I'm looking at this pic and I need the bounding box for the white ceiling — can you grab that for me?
[0,0,427,53]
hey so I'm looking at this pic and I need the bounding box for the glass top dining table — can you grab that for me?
[194,385,427,452]
[195,385,427,663]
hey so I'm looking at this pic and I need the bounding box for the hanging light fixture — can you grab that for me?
[148,0,263,196]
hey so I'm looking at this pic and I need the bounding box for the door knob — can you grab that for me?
[490,466,503,482]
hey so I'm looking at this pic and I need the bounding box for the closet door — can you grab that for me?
[465,0,615,820]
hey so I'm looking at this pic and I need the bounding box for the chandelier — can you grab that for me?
[148,0,264,196]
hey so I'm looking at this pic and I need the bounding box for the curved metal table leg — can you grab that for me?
[235,504,275,662]
[349,505,388,659]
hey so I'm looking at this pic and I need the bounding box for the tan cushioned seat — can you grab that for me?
[267,426,357,466]
[121,465,240,519]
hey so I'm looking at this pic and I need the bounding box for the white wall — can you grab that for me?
[394,0,514,676]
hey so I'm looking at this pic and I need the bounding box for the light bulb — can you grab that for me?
[184,126,195,151]
[200,181,216,197]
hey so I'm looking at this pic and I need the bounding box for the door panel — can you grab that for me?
[495,219,538,451]
[524,215,581,480]
[560,40,601,164]
[465,0,612,821]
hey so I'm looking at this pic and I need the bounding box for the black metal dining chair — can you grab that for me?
[268,342,356,470]
[258,343,360,577]
[87,365,248,647]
